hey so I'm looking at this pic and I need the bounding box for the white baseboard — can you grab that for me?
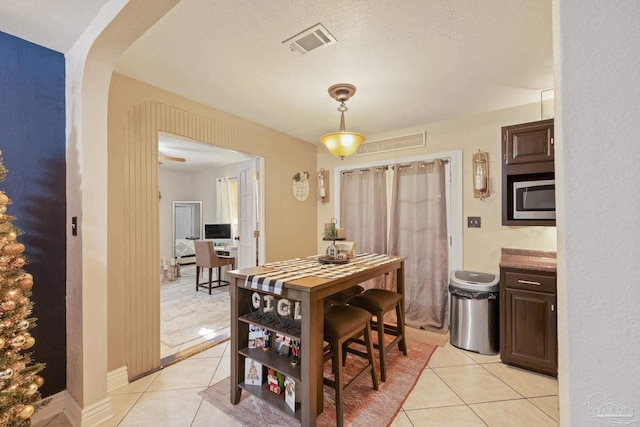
[31,366,128,427]
[107,365,129,392]
[65,394,113,427]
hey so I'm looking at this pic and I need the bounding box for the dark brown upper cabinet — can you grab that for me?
[501,119,555,226]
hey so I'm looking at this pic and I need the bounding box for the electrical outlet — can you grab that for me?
[468,216,481,228]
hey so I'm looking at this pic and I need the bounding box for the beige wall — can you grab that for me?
[107,73,317,372]
[317,102,557,274]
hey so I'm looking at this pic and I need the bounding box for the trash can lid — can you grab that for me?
[450,270,499,292]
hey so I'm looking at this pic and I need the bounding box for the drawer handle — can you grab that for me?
[518,279,541,286]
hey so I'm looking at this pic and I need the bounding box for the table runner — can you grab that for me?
[244,253,396,295]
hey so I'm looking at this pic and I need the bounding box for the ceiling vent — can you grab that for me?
[282,23,337,54]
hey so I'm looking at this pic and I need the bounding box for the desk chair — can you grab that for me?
[194,240,235,294]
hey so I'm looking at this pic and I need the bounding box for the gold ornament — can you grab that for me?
[1,300,16,310]
[17,320,29,329]
[0,206,6,214]
[18,404,35,419]
[2,242,24,255]
[35,376,44,387]
[11,335,25,347]
[9,256,25,269]
[0,192,8,204]
[0,367,13,379]
[25,382,39,396]
[20,277,34,290]
[23,336,35,349]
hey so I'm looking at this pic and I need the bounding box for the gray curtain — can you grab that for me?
[340,167,387,289]
[389,160,449,332]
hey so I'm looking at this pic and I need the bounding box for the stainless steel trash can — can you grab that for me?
[449,270,499,355]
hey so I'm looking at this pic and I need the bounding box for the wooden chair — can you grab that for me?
[323,304,378,427]
[194,240,235,294]
[347,289,407,382]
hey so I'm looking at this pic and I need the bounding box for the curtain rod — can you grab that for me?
[341,158,449,175]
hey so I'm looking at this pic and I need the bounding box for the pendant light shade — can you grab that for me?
[320,83,365,159]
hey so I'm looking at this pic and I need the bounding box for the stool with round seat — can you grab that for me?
[323,304,378,427]
[347,288,407,382]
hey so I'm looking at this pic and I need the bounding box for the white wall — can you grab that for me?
[554,0,640,424]
[159,163,244,260]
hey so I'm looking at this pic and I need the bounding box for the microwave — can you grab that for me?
[513,179,556,220]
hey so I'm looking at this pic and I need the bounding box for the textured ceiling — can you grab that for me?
[2,0,553,157]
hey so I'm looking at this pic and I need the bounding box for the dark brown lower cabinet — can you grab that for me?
[500,267,557,376]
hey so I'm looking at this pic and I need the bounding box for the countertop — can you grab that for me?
[499,248,557,272]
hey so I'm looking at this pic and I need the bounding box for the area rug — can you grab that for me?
[160,266,231,348]
[199,329,437,426]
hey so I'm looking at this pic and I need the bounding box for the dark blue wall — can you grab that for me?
[0,31,66,397]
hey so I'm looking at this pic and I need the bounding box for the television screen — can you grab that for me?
[204,223,232,239]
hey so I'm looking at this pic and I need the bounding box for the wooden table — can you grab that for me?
[227,255,405,426]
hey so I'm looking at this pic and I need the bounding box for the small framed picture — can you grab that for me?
[284,376,296,411]
[274,333,292,356]
[244,358,262,386]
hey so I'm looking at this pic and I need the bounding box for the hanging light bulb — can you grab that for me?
[320,83,365,159]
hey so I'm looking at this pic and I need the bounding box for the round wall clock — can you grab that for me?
[292,171,310,201]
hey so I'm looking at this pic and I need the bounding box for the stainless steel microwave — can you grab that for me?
[513,179,556,220]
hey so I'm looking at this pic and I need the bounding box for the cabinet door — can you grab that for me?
[503,119,554,165]
[502,288,557,376]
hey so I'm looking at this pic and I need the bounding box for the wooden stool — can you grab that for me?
[347,289,407,382]
[323,304,378,427]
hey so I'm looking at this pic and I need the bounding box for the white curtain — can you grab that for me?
[340,167,388,289]
[389,160,449,332]
[216,177,232,224]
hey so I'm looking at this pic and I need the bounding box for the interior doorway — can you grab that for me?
[158,134,264,363]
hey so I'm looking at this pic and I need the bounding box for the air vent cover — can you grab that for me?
[283,23,337,54]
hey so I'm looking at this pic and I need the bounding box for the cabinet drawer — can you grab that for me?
[503,269,556,293]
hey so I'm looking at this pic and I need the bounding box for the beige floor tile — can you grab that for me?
[34,414,73,427]
[470,399,558,427]
[404,405,487,426]
[433,365,520,404]
[107,392,143,425]
[110,371,160,395]
[147,357,219,391]
[482,363,558,398]
[390,409,414,427]
[210,356,230,386]
[403,369,464,410]
[427,343,477,368]
[191,399,244,427]
[117,388,203,427]
[529,395,560,421]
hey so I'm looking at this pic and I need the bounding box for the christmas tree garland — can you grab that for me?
[0,150,46,426]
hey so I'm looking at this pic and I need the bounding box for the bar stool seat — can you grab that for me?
[347,288,407,382]
[323,304,378,427]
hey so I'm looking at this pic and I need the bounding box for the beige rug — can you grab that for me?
[160,266,231,348]
[199,329,437,426]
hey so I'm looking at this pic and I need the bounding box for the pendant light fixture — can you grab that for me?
[320,83,365,159]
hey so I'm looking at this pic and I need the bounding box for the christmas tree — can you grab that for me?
[0,149,45,426]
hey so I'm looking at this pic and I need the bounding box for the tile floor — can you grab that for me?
[36,337,558,426]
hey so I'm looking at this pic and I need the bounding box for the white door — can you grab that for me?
[237,158,264,268]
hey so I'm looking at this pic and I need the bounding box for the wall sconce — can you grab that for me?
[317,168,330,204]
[473,151,490,199]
